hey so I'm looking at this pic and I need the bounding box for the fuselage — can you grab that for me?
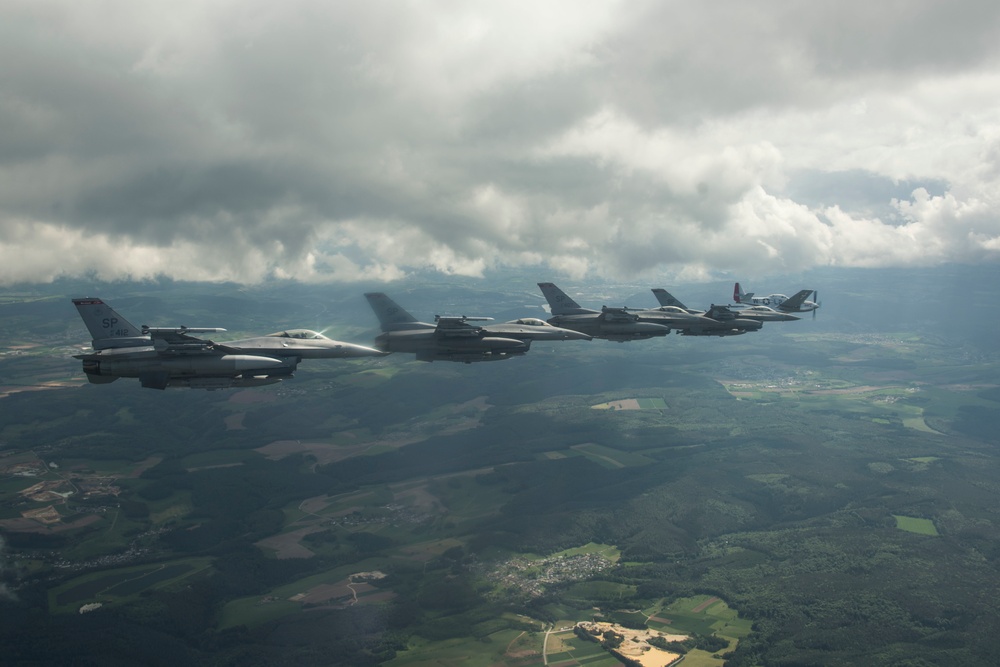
[745,294,818,313]
[632,307,762,336]
[226,330,386,359]
[545,312,671,341]
[374,329,528,356]
[483,318,592,342]
[727,305,801,322]
[373,318,588,360]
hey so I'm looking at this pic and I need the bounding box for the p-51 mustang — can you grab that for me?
[733,283,819,314]
[72,298,385,390]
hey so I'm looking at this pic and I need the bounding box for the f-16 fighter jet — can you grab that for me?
[711,303,800,323]
[72,298,384,390]
[640,289,763,335]
[365,292,590,363]
[537,283,671,342]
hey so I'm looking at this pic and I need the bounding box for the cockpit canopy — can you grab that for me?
[266,329,329,340]
[508,318,552,327]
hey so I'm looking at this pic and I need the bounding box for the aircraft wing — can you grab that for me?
[433,316,490,338]
[143,327,229,355]
[780,290,815,311]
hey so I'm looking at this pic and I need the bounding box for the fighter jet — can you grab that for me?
[537,283,671,341]
[72,297,385,390]
[641,290,763,336]
[713,303,800,323]
[364,292,590,363]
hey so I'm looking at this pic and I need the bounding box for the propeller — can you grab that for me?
[813,290,820,319]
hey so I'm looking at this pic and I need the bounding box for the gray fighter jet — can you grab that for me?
[72,297,384,390]
[537,283,671,341]
[365,292,590,363]
[712,303,800,322]
[645,289,764,335]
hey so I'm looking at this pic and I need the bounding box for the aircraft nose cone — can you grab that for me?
[564,329,592,341]
[339,341,389,357]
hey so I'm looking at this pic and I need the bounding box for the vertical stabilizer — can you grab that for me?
[651,288,689,310]
[538,283,590,315]
[734,283,742,303]
[734,282,754,303]
[72,298,148,350]
[364,293,423,331]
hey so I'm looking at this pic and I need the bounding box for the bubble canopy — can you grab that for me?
[266,329,329,339]
[508,318,552,326]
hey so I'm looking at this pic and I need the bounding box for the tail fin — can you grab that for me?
[364,293,424,331]
[538,282,590,315]
[72,298,148,350]
[651,288,688,310]
[734,282,754,303]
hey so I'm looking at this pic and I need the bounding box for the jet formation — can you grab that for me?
[538,283,811,340]
[71,282,817,389]
[650,288,800,325]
